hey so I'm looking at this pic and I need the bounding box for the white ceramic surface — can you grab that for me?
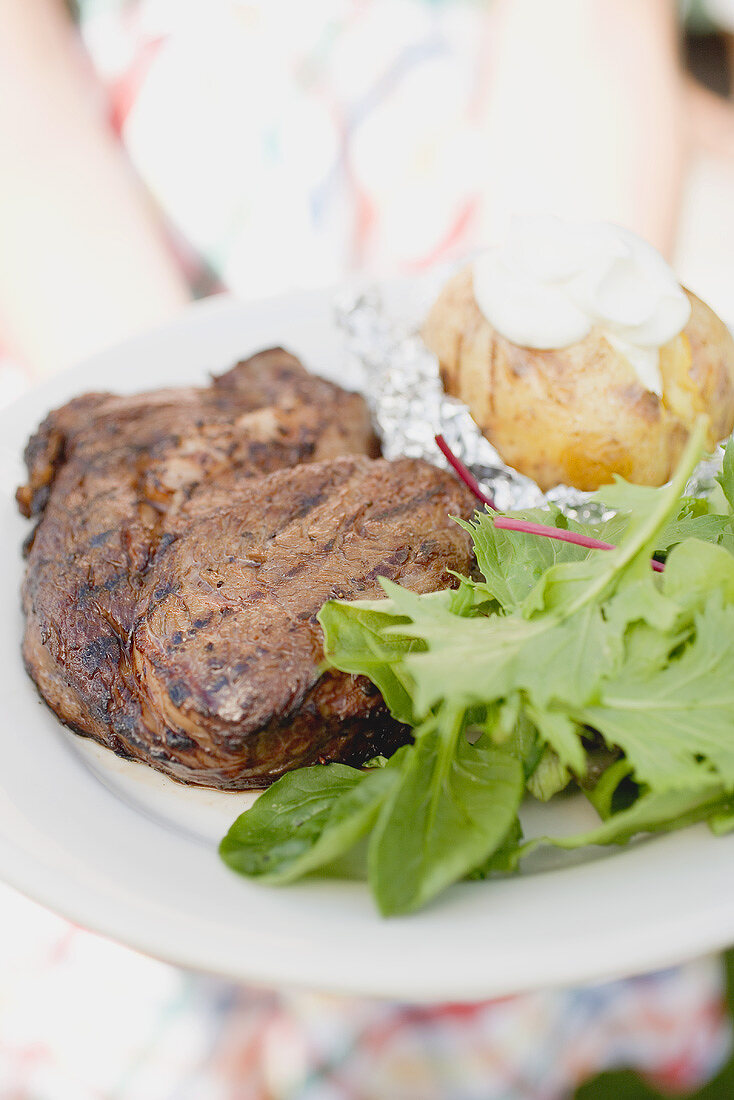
[2,289,734,1003]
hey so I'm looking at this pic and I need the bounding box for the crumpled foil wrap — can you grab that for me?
[336,286,726,518]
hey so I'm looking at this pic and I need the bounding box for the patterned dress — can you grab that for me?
[76,0,494,296]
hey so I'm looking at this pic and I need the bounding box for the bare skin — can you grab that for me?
[0,0,190,378]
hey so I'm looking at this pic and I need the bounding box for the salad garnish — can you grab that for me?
[221,420,734,916]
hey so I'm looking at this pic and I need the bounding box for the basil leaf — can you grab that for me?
[220,759,400,884]
[469,817,524,878]
[368,718,523,916]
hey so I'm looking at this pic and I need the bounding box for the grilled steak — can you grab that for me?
[129,456,474,787]
[18,350,377,747]
[18,350,474,788]
[17,348,378,522]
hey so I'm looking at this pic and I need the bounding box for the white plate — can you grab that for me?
[2,289,734,1004]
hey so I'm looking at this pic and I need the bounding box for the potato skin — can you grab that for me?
[423,267,734,491]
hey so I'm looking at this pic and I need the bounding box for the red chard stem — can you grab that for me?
[434,434,665,573]
[435,434,495,508]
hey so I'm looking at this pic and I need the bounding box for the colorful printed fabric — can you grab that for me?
[0,881,730,1099]
[76,0,496,300]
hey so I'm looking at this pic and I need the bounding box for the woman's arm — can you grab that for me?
[479,0,685,256]
[0,0,190,377]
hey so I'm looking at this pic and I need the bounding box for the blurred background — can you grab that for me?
[4,0,734,397]
[4,1,734,1097]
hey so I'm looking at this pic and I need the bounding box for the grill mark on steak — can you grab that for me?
[18,352,475,789]
[127,455,474,787]
[18,350,378,771]
[367,486,445,523]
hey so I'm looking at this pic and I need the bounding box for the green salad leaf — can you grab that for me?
[719,438,734,512]
[220,758,403,884]
[579,598,734,792]
[369,717,523,915]
[317,602,424,725]
[525,746,571,802]
[531,784,730,850]
[221,423,734,915]
[463,506,588,611]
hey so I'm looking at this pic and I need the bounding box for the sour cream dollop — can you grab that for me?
[472,216,691,396]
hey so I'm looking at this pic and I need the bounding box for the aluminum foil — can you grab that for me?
[336,285,726,517]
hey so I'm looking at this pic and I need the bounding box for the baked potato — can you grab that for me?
[423,266,734,491]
